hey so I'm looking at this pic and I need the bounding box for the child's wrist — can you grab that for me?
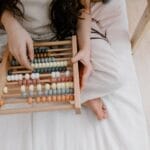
[1,11,18,33]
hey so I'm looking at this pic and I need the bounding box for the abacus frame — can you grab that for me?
[0,36,81,115]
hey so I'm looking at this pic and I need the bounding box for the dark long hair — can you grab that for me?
[0,0,109,39]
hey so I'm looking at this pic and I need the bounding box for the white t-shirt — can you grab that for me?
[20,0,52,35]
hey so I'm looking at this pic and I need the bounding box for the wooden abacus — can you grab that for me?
[0,36,81,115]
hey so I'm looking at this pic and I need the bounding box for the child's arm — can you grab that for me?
[72,0,92,89]
[1,10,33,69]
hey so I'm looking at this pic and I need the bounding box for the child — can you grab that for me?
[0,0,112,119]
[0,0,149,150]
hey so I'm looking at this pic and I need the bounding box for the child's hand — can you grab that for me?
[7,21,33,69]
[2,12,34,70]
[83,98,108,120]
[72,49,93,90]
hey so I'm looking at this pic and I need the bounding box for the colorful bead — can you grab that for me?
[21,85,26,92]
[37,84,42,91]
[3,87,8,94]
[51,83,57,89]
[29,84,34,92]
[25,74,30,80]
[45,83,50,90]
[27,98,33,104]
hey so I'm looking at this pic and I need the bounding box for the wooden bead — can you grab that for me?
[45,83,50,90]
[47,96,52,102]
[52,96,57,101]
[7,75,11,81]
[0,100,4,106]
[36,97,41,103]
[66,95,70,101]
[29,84,34,92]
[21,85,26,92]
[25,74,30,80]
[27,98,33,104]
[41,96,46,103]
[3,87,8,94]
[70,95,74,101]
[37,84,42,91]
[57,95,61,101]
[62,95,66,101]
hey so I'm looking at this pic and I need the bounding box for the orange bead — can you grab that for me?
[41,96,46,103]
[27,98,33,104]
[0,100,4,106]
[70,95,74,101]
[36,97,41,103]
[52,96,57,102]
[66,95,70,101]
[57,95,61,102]
[47,96,52,102]
[61,95,66,102]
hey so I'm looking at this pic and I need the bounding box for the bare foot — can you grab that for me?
[83,97,108,120]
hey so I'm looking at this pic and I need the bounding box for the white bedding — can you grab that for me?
[0,0,149,150]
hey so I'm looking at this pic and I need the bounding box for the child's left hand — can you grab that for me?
[72,49,93,90]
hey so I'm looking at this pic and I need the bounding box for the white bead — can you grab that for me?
[56,72,60,78]
[56,83,61,89]
[37,84,42,91]
[35,73,40,79]
[29,84,34,91]
[65,82,70,88]
[60,61,64,67]
[65,70,70,77]
[64,61,68,66]
[34,63,39,68]
[46,62,49,67]
[21,85,26,92]
[25,74,30,80]
[61,83,65,88]
[51,83,57,89]
[7,76,11,81]
[51,72,56,78]
[45,84,50,90]
[31,63,35,67]
[69,82,74,88]
[31,73,35,80]
[39,63,42,68]
[56,62,60,67]
[14,75,19,81]
[41,63,45,68]
[11,75,15,81]
[18,74,23,80]
[53,62,57,67]
[3,87,8,94]
[49,62,52,67]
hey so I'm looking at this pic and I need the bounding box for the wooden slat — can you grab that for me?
[72,36,81,114]
[131,5,150,53]
[34,40,72,47]
[0,50,9,98]
[0,104,74,115]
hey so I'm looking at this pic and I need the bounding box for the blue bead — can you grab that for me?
[53,89,57,95]
[38,91,43,96]
[22,92,27,98]
[45,91,49,96]
[48,89,53,95]
[57,89,61,95]
[66,88,70,94]
[62,89,66,94]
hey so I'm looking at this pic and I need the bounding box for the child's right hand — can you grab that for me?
[2,11,34,70]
